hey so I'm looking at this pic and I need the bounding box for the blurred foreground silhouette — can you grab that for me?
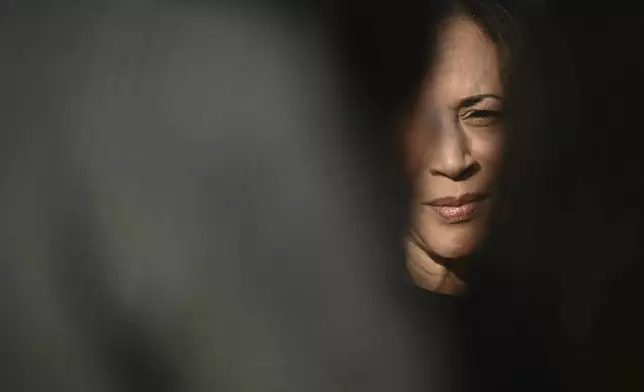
[0,1,450,391]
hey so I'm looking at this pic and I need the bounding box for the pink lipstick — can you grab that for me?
[425,193,488,223]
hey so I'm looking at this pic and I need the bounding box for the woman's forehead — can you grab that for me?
[425,16,502,102]
[436,15,495,53]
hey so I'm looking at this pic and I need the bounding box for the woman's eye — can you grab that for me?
[461,110,502,127]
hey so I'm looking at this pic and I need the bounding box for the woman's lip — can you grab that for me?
[429,202,477,222]
[422,193,489,223]
[427,193,488,207]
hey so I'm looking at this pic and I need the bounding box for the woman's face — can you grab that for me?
[407,16,505,261]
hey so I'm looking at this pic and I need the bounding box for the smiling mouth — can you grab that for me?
[423,193,488,223]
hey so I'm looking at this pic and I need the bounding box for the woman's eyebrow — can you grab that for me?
[458,93,503,108]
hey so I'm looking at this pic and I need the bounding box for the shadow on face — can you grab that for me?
[405,15,506,293]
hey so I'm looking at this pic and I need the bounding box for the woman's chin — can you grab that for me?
[425,236,481,260]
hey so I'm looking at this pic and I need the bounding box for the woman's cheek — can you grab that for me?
[404,121,432,180]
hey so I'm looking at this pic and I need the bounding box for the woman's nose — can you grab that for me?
[428,125,477,181]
